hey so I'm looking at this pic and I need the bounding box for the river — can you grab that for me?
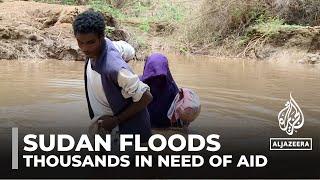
[0,56,319,141]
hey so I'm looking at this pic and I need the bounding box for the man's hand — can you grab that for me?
[98,115,119,132]
[117,91,153,123]
[98,91,152,131]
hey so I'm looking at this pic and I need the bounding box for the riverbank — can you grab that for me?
[0,0,320,64]
[177,0,320,64]
[0,0,189,61]
[0,1,86,60]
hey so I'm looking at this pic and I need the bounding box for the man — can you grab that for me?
[73,10,152,142]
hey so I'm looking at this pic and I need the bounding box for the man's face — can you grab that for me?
[75,33,103,59]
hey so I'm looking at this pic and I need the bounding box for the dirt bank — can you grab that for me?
[239,26,320,64]
[176,0,320,64]
[0,0,196,61]
[0,1,84,60]
[0,1,129,60]
[1,0,320,63]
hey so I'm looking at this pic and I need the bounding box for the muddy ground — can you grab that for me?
[0,1,131,60]
[0,1,86,60]
[1,0,320,63]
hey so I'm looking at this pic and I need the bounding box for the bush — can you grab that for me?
[249,18,303,37]
[269,0,320,26]
[183,0,270,46]
[180,0,320,50]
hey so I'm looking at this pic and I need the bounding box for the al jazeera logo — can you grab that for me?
[270,93,312,151]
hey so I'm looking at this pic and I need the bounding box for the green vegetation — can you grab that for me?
[138,19,150,32]
[89,0,185,33]
[31,0,187,57]
[89,0,126,20]
[105,26,115,38]
[179,0,320,55]
[152,0,185,22]
[234,17,305,51]
[250,18,303,37]
[31,0,319,56]
[34,0,186,25]
[119,0,185,22]
[61,0,76,5]
[181,0,270,47]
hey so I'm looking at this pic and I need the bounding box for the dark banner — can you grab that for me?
[0,126,318,179]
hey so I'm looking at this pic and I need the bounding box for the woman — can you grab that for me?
[141,53,180,128]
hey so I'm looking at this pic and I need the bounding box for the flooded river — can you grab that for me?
[0,56,319,140]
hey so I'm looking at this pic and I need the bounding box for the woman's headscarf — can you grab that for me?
[141,53,179,128]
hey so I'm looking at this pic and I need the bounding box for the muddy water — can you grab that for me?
[0,56,319,138]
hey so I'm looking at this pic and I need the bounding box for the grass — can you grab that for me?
[34,0,185,34]
[250,18,304,37]
[131,1,149,17]
[88,0,185,34]
[31,0,186,55]
[123,0,185,22]
[234,17,305,49]
[61,0,76,5]
[138,19,150,32]
[177,0,315,55]
[105,26,115,37]
[89,0,126,20]
[178,0,268,50]
[152,0,185,22]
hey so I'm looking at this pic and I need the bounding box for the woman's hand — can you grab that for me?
[98,115,119,131]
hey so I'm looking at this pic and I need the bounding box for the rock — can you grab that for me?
[58,8,79,24]
[0,43,18,59]
[42,14,60,28]
[254,48,276,60]
[69,42,79,51]
[27,34,44,42]
[309,58,320,64]
[109,29,129,41]
[301,53,320,64]
[308,32,320,53]
[0,27,22,39]
[43,39,54,48]
[102,12,117,27]
[35,17,47,24]
[298,59,305,64]
[153,22,175,35]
